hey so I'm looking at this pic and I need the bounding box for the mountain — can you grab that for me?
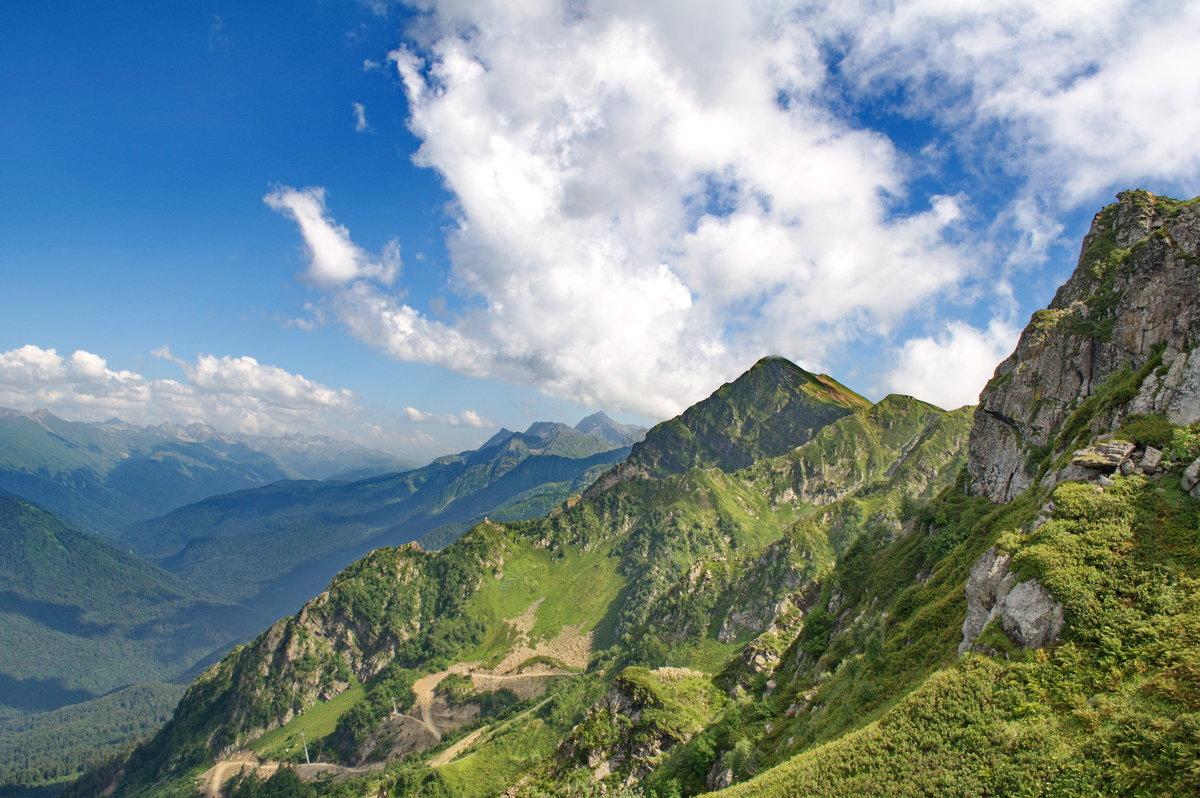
[121,417,642,622]
[0,490,261,721]
[75,359,970,797]
[969,189,1200,502]
[574,412,646,447]
[69,192,1200,798]
[589,357,869,491]
[0,410,412,538]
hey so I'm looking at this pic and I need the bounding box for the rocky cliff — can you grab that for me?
[969,191,1200,502]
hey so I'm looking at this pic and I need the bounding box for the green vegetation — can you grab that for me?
[1118,412,1176,447]
[252,679,364,761]
[0,683,184,792]
[720,471,1200,796]
[0,491,258,720]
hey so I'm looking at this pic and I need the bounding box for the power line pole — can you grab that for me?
[301,731,311,765]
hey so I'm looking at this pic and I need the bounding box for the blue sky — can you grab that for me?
[3,1,1199,459]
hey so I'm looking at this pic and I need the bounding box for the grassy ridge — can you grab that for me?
[714,473,1200,797]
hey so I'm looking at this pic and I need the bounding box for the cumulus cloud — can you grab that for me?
[0,344,359,437]
[270,2,978,417]
[403,406,493,427]
[812,1,1200,203]
[882,320,1021,410]
[268,1,1200,416]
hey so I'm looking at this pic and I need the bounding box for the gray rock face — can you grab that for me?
[968,190,1200,503]
[707,762,734,791]
[959,547,1065,655]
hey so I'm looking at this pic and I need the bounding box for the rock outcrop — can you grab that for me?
[959,547,1065,655]
[560,667,719,788]
[968,191,1200,503]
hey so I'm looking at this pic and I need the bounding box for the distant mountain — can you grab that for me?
[123,416,639,622]
[0,490,261,719]
[0,409,414,537]
[574,411,646,446]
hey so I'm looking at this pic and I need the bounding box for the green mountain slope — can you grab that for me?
[77,360,971,798]
[0,683,185,794]
[0,491,261,719]
[123,421,637,621]
[593,357,869,487]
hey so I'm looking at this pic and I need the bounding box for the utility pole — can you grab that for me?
[301,730,311,765]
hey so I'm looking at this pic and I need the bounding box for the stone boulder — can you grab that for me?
[1071,440,1135,471]
[959,547,1065,656]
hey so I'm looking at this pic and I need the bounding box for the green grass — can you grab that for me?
[713,471,1200,797]
[459,540,626,665]
[251,679,365,761]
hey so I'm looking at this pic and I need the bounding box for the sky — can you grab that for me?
[2,0,1199,460]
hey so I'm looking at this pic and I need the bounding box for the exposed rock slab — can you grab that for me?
[1071,440,1135,471]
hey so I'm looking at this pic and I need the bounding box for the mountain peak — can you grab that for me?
[524,421,571,439]
[575,410,614,428]
[575,411,647,447]
[590,356,869,490]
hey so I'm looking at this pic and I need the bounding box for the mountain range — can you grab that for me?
[0,410,418,538]
[12,190,1200,797]
[0,412,644,795]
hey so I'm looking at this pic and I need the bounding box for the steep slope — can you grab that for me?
[592,357,869,488]
[77,362,970,798]
[676,192,1200,797]
[970,190,1200,502]
[0,491,261,719]
[123,421,635,621]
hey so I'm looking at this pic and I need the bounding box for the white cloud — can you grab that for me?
[352,102,371,133]
[263,186,398,286]
[811,1,1200,203]
[0,344,359,437]
[270,2,979,417]
[882,319,1020,410]
[268,1,1200,416]
[403,406,494,427]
